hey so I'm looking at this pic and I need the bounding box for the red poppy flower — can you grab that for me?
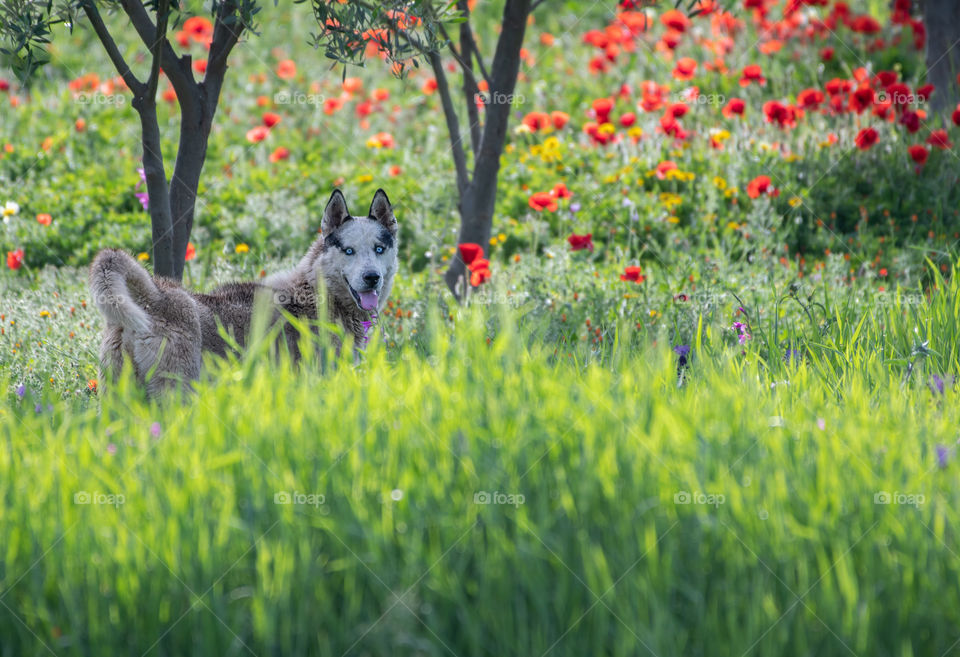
[667,102,689,118]
[269,147,290,162]
[620,265,645,283]
[739,64,766,87]
[551,183,573,199]
[522,111,550,131]
[529,192,559,212]
[470,266,492,287]
[825,78,853,96]
[276,59,297,80]
[551,111,570,130]
[660,9,690,32]
[746,175,775,199]
[262,112,281,128]
[874,70,898,87]
[908,144,929,165]
[672,57,697,81]
[36,213,52,226]
[246,126,270,143]
[185,242,196,261]
[619,112,636,127]
[820,47,835,61]
[763,101,797,129]
[592,97,614,123]
[927,129,952,149]
[797,88,824,110]
[722,98,746,118]
[855,127,878,150]
[655,160,678,179]
[916,84,935,102]
[900,110,921,133]
[458,243,483,265]
[568,233,594,252]
[183,16,213,43]
[848,85,875,114]
[885,82,911,108]
[192,59,208,75]
[849,15,881,34]
[6,248,23,270]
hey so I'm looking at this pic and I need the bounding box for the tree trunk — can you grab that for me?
[168,113,210,280]
[442,0,531,298]
[135,101,177,278]
[923,0,960,115]
[444,188,495,296]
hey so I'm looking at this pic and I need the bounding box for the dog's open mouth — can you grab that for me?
[345,278,379,311]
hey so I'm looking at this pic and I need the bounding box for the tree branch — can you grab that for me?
[428,49,470,196]
[205,0,244,105]
[457,0,492,86]
[117,0,200,114]
[145,0,170,100]
[80,0,145,96]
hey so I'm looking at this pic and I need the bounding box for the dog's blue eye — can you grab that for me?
[375,246,384,254]
[344,248,354,256]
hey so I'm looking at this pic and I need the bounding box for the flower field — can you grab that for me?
[3,0,960,654]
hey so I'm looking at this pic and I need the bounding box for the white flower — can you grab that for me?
[2,201,19,223]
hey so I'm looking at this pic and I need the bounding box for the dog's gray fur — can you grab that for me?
[89,189,398,395]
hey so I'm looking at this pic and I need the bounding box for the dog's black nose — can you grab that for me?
[362,272,381,287]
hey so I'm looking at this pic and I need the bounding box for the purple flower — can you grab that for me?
[135,168,149,210]
[673,344,691,368]
[107,443,117,455]
[931,375,945,395]
[569,202,581,213]
[936,444,950,468]
[738,332,751,345]
[34,403,42,414]
[150,422,161,438]
[15,383,25,399]
[784,349,802,365]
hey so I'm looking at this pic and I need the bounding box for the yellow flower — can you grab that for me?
[598,122,616,136]
[489,237,497,246]
[712,176,727,190]
[788,197,802,208]
[355,174,374,183]
[39,310,51,318]
[235,243,250,254]
[667,216,680,224]
[136,252,149,262]
[497,233,507,243]
[603,174,619,184]
[726,221,740,230]
[724,187,738,198]
[627,126,643,140]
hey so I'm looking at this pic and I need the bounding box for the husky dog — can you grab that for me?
[89,189,398,395]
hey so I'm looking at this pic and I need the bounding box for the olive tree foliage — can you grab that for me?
[0,0,260,280]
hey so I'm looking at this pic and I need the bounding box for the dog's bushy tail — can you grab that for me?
[89,249,158,334]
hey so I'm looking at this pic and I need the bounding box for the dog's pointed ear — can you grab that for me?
[368,189,397,234]
[321,190,351,235]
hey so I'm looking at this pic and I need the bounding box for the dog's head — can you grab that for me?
[319,189,398,312]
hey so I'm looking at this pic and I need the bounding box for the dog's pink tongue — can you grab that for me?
[358,290,379,310]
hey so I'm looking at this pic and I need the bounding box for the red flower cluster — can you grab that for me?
[458,243,491,287]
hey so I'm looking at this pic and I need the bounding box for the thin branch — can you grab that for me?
[117,0,200,113]
[427,49,470,196]
[437,22,481,154]
[145,0,170,100]
[457,0,492,87]
[205,0,244,99]
[80,0,145,96]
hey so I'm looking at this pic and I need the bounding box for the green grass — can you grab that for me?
[1,292,960,656]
